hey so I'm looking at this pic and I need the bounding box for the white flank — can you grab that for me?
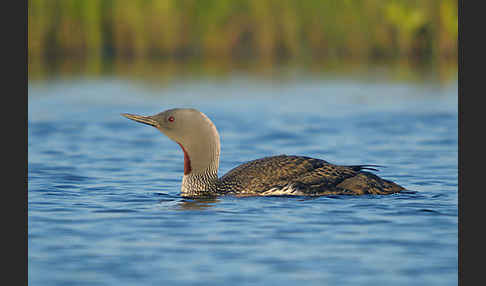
[260,184,305,196]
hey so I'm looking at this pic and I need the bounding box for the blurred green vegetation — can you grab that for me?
[29,0,457,62]
[28,0,457,84]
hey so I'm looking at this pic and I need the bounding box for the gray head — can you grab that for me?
[122,108,220,177]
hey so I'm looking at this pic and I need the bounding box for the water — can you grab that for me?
[28,70,458,285]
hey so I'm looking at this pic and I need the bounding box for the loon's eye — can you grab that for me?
[168,116,175,122]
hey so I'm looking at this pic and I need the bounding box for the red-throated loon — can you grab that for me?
[122,108,405,197]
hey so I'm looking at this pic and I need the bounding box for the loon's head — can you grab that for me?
[122,108,220,176]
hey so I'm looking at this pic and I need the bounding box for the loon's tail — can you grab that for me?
[346,164,383,172]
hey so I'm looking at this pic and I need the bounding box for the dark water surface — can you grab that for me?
[28,72,457,285]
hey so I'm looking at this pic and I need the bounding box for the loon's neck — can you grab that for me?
[181,172,219,196]
[178,112,221,196]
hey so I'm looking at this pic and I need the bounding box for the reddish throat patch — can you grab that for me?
[177,142,192,175]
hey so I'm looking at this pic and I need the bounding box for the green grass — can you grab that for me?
[28,0,457,63]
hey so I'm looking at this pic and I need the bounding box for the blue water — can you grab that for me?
[28,73,458,285]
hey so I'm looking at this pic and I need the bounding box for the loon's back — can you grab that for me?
[216,155,405,196]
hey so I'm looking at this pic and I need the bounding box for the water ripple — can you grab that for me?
[28,78,458,286]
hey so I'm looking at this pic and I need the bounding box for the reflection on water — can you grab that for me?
[28,57,458,86]
[177,198,220,210]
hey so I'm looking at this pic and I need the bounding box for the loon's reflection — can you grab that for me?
[177,198,219,210]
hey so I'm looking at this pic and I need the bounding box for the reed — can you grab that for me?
[28,0,457,62]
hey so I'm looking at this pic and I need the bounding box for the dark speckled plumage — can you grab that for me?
[214,155,405,196]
